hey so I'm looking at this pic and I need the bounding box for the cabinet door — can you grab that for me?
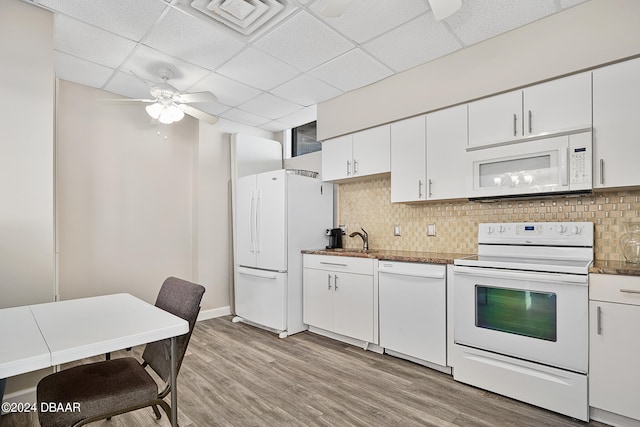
[593,58,640,189]
[303,268,334,331]
[426,105,469,200]
[352,125,390,177]
[589,300,640,420]
[523,72,591,137]
[468,90,523,147]
[235,174,257,268]
[391,116,426,202]
[256,170,286,271]
[333,272,374,343]
[321,135,352,181]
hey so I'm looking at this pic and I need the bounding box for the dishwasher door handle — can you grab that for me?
[378,269,445,280]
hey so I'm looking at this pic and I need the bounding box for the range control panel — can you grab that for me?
[478,222,594,247]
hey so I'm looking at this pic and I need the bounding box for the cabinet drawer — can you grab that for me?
[303,254,374,275]
[590,273,640,306]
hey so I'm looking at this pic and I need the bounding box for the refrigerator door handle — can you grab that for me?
[256,190,261,253]
[249,190,256,252]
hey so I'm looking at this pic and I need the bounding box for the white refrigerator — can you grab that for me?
[233,169,333,337]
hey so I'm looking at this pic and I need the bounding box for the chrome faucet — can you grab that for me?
[349,227,369,251]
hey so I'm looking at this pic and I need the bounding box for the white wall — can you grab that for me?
[317,0,640,140]
[0,0,55,404]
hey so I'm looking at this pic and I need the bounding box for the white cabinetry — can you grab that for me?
[303,255,376,343]
[592,57,640,189]
[322,125,390,182]
[390,115,426,202]
[426,105,468,200]
[468,72,591,148]
[378,261,447,368]
[589,274,640,424]
[390,105,467,202]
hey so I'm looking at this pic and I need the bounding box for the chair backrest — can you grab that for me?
[142,277,205,384]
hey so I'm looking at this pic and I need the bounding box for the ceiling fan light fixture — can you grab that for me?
[145,102,163,120]
[147,102,185,124]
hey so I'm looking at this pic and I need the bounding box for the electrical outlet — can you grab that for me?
[394,224,402,236]
[427,223,436,236]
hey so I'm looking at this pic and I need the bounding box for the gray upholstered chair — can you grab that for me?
[36,277,205,427]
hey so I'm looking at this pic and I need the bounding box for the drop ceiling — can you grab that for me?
[25,0,589,132]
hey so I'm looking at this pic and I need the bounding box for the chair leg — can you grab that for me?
[152,405,162,419]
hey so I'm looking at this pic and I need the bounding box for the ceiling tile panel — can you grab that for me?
[144,9,246,71]
[310,0,428,44]
[364,15,462,73]
[189,72,262,107]
[54,15,137,69]
[271,74,343,106]
[220,108,271,126]
[254,11,354,71]
[238,93,303,120]
[278,105,317,129]
[54,51,116,89]
[120,45,211,91]
[447,0,557,46]
[216,47,300,90]
[103,71,154,99]
[38,0,167,41]
[310,49,393,92]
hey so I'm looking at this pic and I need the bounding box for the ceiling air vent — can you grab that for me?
[187,0,296,37]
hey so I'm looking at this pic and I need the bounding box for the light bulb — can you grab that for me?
[159,107,174,124]
[145,103,163,119]
[169,104,184,122]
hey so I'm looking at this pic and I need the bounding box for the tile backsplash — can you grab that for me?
[337,176,640,261]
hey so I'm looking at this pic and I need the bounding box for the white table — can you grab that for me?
[0,293,188,427]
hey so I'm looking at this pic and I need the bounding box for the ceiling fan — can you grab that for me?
[321,0,462,21]
[116,67,219,125]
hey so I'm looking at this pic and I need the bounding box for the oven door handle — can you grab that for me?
[453,266,588,285]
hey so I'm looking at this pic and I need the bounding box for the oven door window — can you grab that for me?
[475,286,557,342]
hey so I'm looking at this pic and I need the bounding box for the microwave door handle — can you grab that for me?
[559,147,569,187]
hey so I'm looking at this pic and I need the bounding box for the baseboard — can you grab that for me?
[197,306,231,321]
[590,407,640,427]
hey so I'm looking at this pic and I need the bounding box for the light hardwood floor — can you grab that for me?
[2,316,607,427]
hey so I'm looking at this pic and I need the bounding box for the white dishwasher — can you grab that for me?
[378,261,447,369]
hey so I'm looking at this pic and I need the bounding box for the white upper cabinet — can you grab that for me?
[391,115,427,202]
[426,105,469,200]
[468,72,592,148]
[322,125,390,182]
[592,57,640,189]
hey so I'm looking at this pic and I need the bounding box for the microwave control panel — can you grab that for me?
[569,131,592,189]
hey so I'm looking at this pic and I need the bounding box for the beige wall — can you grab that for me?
[338,177,639,262]
[56,80,275,312]
[318,0,640,140]
[0,0,55,403]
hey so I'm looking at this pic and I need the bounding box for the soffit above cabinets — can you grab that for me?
[28,0,590,132]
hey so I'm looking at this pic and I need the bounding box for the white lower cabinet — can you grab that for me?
[589,274,640,424]
[303,255,375,343]
[378,261,447,367]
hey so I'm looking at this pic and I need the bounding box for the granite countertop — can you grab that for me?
[590,259,640,276]
[302,248,475,265]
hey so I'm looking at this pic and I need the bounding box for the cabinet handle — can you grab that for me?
[320,261,347,267]
[347,160,351,176]
[428,179,433,198]
[528,110,532,134]
[418,180,423,198]
[334,274,339,291]
[596,306,602,335]
[620,288,640,295]
[327,273,332,290]
[513,114,517,136]
[354,159,358,175]
[599,159,604,185]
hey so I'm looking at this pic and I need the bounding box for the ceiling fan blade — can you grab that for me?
[320,0,352,17]
[99,98,156,103]
[181,105,220,125]
[179,91,218,104]
[429,0,462,20]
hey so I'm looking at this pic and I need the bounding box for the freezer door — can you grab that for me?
[235,174,257,268]
[235,267,286,331]
[256,170,287,271]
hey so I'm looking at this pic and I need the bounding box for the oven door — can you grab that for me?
[453,265,588,373]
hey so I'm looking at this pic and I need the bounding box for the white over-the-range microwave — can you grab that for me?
[467,129,592,200]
